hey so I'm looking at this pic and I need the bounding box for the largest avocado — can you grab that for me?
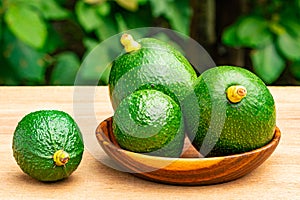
[185,66,276,157]
[108,34,197,110]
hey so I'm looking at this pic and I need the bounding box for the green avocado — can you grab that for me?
[12,110,84,182]
[108,34,197,110]
[185,66,276,157]
[112,89,185,158]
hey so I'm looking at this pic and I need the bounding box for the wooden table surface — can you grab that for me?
[1,86,299,199]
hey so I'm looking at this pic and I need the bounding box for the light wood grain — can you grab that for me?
[0,86,300,199]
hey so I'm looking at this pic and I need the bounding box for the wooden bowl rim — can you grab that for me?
[95,117,281,162]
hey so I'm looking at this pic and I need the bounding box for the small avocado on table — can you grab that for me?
[12,110,84,182]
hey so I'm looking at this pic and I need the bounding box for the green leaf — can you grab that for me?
[298,0,300,8]
[251,43,285,84]
[120,6,152,29]
[149,0,171,16]
[77,36,121,85]
[290,60,300,80]
[75,1,101,32]
[115,13,127,32]
[283,20,300,38]
[222,23,241,47]
[237,16,272,48]
[0,54,19,85]
[95,16,118,40]
[21,0,69,20]
[2,28,46,83]
[277,32,300,61]
[34,0,70,20]
[4,4,47,49]
[96,2,110,16]
[0,18,2,40]
[83,37,100,52]
[138,0,148,5]
[149,0,192,35]
[50,52,80,85]
[41,24,63,53]
[166,1,191,35]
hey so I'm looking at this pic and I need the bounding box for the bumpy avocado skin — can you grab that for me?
[185,66,276,157]
[12,110,84,182]
[112,89,185,158]
[109,38,197,110]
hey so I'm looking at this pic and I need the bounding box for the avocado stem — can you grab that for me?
[53,150,70,166]
[226,85,247,103]
[120,34,141,52]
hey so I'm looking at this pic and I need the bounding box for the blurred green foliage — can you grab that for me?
[1,0,300,85]
[0,0,192,85]
[222,0,300,84]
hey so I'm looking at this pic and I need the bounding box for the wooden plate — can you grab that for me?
[95,117,281,185]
